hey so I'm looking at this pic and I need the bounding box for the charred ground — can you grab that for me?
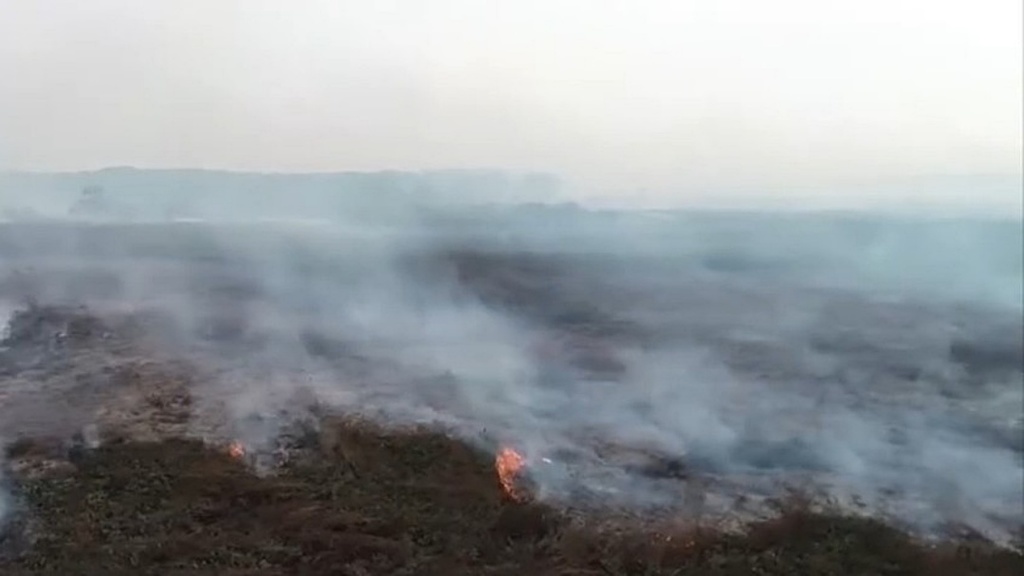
[0,305,1019,575]
[2,420,1021,576]
[0,219,1022,574]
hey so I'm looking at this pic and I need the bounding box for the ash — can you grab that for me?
[0,217,1020,546]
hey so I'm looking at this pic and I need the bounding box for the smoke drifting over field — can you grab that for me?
[0,177,1021,545]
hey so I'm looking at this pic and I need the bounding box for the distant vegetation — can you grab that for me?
[0,167,564,222]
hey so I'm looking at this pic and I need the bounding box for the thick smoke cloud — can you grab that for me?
[0,173,1021,545]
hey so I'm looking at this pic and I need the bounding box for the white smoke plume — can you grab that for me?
[0,174,1021,545]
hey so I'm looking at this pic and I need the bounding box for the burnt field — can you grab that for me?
[0,218,1021,573]
[2,417,1021,575]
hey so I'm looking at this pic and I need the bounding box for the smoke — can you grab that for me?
[0,178,1021,544]
[0,301,15,529]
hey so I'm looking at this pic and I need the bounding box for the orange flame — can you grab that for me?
[228,440,246,460]
[495,446,527,501]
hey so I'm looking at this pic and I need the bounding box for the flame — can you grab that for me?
[495,446,527,501]
[227,440,246,460]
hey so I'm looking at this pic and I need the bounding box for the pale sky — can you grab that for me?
[1,0,1021,205]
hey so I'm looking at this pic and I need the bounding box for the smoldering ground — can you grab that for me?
[0,210,1021,545]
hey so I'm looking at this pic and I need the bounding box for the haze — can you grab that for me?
[1,0,1023,548]
[1,0,1021,209]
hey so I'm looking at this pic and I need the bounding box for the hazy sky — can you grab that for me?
[1,0,1021,204]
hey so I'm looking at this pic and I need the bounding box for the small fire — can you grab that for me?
[227,440,246,460]
[495,446,527,501]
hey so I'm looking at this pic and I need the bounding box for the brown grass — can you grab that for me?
[1,418,1020,575]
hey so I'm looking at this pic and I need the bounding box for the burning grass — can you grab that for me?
[1,419,1020,575]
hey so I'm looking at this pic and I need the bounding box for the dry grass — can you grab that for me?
[1,418,1021,575]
